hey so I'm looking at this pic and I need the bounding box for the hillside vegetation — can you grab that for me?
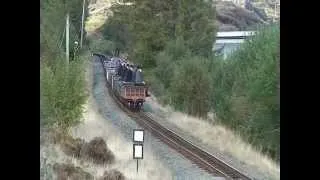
[40,1,129,179]
[212,25,280,161]
[93,0,280,162]
[40,0,89,131]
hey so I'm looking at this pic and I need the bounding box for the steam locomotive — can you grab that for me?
[98,54,149,111]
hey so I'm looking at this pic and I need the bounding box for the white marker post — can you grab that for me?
[133,129,144,142]
[133,129,144,173]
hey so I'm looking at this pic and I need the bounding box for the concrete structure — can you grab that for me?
[213,0,246,8]
[213,31,255,59]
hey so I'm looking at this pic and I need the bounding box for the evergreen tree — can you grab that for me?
[105,0,217,67]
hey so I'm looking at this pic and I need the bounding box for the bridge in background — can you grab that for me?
[213,31,255,59]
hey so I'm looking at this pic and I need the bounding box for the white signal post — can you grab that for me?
[134,130,144,142]
[133,129,144,173]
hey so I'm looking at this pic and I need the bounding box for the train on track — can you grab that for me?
[97,54,149,111]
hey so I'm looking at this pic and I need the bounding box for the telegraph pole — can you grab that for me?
[274,3,276,22]
[66,13,70,64]
[80,0,85,48]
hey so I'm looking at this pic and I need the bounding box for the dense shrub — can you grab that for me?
[212,25,280,160]
[167,56,211,117]
[40,58,87,131]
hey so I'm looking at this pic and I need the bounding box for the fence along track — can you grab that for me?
[96,55,252,180]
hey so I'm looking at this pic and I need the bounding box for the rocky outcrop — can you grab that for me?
[215,1,264,31]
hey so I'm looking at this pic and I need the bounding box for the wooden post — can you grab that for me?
[80,0,85,48]
[66,13,69,64]
[136,159,138,173]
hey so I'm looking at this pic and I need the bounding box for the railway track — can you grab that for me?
[97,55,252,180]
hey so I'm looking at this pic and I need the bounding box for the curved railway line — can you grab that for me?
[96,55,252,180]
